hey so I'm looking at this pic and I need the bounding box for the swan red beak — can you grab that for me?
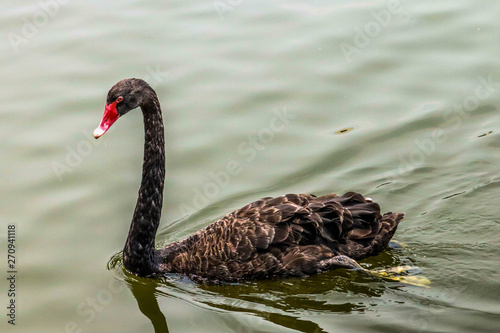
[94,101,119,139]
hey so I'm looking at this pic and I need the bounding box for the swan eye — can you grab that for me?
[116,96,124,103]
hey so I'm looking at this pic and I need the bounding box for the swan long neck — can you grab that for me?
[123,88,165,276]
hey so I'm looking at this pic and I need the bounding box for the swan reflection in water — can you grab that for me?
[109,248,418,333]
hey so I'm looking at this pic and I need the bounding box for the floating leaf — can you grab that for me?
[334,127,354,135]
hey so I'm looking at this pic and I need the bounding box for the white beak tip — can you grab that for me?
[93,127,105,139]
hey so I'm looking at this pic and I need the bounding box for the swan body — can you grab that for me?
[94,78,404,282]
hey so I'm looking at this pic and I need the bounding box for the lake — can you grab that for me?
[1,0,499,332]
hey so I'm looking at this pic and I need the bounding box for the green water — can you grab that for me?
[2,0,500,332]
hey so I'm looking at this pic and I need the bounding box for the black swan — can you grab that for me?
[93,78,422,284]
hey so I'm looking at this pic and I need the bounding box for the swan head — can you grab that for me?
[94,78,152,139]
